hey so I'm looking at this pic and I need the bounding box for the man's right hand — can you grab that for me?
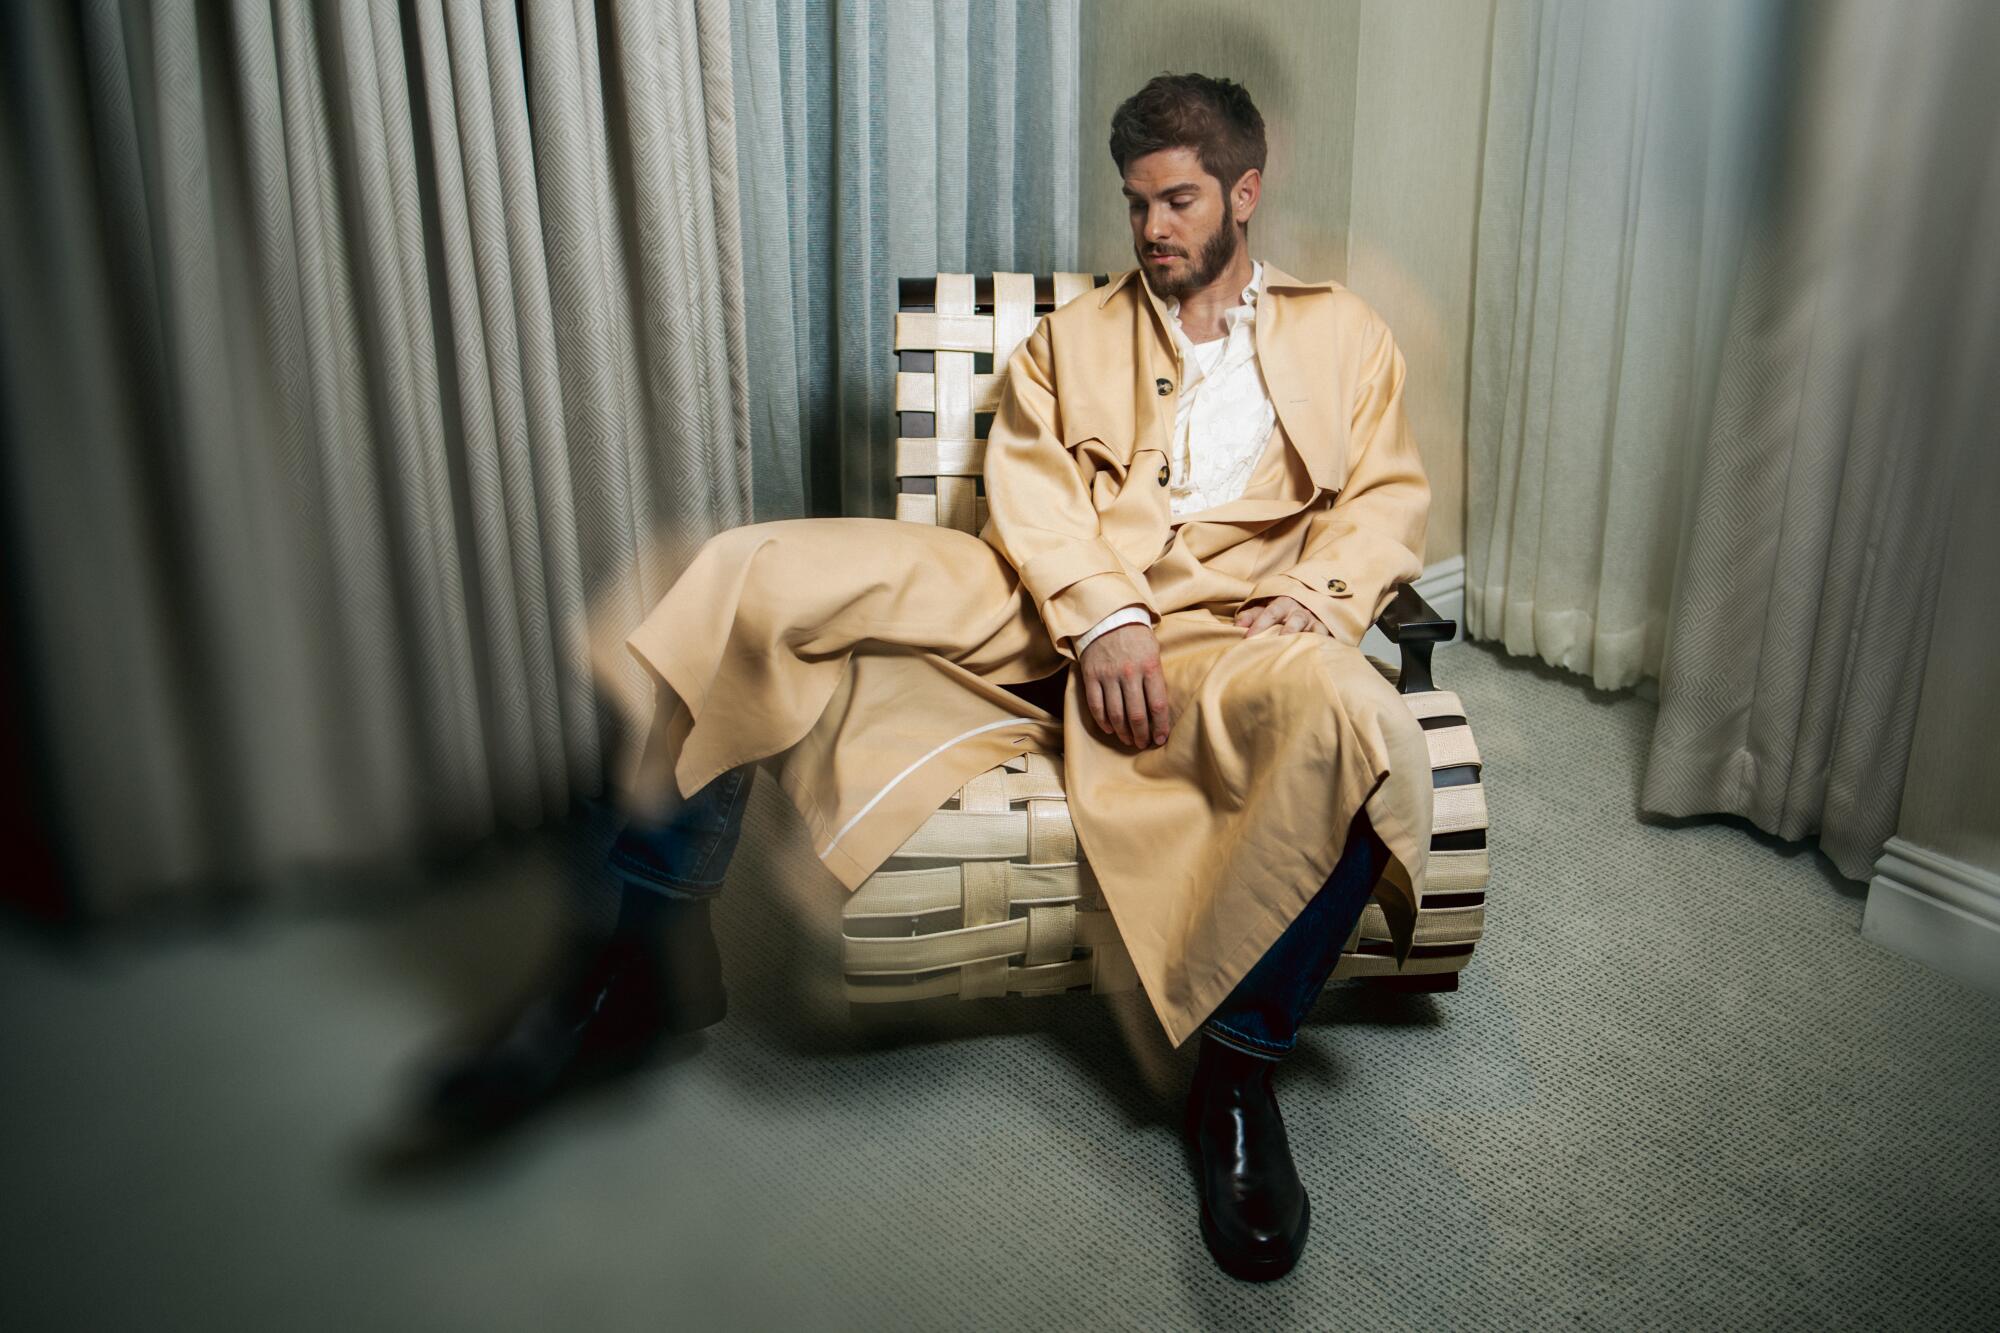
[1078,623,1173,749]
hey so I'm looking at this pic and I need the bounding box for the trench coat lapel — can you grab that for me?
[1255,262,1347,497]
[1101,261,1351,562]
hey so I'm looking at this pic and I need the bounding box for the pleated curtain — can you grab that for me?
[1639,0,2000,879]
[1466,0,1778,692]
[26,0,1971,911]
[0,0,1079,913]
[729,0,1080,519]
[1469,0,2000,880]
[0,0,750,912]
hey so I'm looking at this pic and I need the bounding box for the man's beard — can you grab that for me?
[1139,216,1240,301]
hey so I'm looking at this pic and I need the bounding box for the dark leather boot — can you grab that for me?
[1183,1033,1311,1281]
[419,890,728,1134]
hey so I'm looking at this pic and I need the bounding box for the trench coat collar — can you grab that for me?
[1095,259,1336,304]
[1097,260,1348,517]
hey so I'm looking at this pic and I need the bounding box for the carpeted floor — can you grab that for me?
[3,639,1996,1331]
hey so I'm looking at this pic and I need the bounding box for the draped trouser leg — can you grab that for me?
[1199,805,1393,1059]
[605,765,758,901]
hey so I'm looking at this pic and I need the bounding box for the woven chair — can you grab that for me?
[840,271,1488,1005]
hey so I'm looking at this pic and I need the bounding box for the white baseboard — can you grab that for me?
[1863,836,2000,997]
[1361,554,1464,661]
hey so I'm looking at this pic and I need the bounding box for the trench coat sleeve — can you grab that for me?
[1244,319,1430,646]
[981,318,1161,659]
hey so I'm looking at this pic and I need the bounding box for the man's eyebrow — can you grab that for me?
[1121,180,1204,199]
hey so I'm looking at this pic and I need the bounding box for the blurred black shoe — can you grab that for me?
[416,889,727,1136]
[1183,1034,1311,1281]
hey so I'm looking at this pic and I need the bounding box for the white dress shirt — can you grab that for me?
[1073,260,1277,654]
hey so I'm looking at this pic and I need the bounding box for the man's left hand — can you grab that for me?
[1234,595,1328,638]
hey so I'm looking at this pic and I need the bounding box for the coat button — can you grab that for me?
[1326,577,1348,593]
[1158,463,1170,486]
[1155,378,1172,396]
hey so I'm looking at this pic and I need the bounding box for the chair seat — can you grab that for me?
[841,666,1490,1003]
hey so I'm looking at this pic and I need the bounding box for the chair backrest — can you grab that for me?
[891,272,1105,534]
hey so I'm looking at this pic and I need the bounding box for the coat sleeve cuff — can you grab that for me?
[1019,538,1128,600]
[1243,561,1372,645]
[1041,572,1158,659]
[1017,539,1158,657]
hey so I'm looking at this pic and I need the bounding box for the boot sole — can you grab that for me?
[423,987,726,1136]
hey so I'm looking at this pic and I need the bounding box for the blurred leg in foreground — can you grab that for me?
[417,767,754,1133]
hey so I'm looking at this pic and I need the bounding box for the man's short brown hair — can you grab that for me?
[1108,73,1268,196]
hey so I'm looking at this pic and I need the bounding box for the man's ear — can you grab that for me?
[1230,168,1261,226]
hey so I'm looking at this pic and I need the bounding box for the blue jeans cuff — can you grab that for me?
[1200,1019,1290,1061]
[606,848,728,900]
[603,765,754,901]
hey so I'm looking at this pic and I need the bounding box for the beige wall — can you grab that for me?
[1078,0,1492,564]
[1893,435,2000,874]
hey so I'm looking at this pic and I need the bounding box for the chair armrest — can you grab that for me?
[1372,583,1456,695]
[1373,583,1455,644]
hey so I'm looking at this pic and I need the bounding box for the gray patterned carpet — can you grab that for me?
[4,639,1996,1331]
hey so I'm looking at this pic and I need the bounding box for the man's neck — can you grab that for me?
[1170,251,1257,343]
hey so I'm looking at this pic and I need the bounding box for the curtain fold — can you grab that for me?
[1469,0,2000,879]
[0,0,1081,912]
[0,0,750,912]
[1638,0,2000,879]
[1466,0,1777,691]
[729,0,1080,520]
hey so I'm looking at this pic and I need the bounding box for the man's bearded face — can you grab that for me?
[1124,146,1243,301]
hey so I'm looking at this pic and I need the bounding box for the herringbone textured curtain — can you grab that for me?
[1470,0,1999,880]
[0,0,750,912]
[1466,0,1777,691]
[1639,0,2000,879]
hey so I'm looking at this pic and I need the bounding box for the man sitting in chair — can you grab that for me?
[417,72,1434,1284]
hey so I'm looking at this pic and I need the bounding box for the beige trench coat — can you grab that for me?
[622,263,1433,1047]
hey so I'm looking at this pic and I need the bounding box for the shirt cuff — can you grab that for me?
[1073,603,1153,655]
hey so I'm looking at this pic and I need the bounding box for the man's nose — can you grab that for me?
[1146,209,1173,240]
